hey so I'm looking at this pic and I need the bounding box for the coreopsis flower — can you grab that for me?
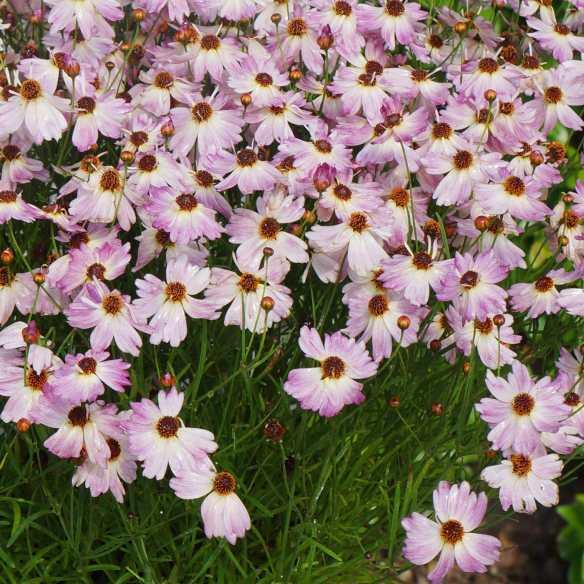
[0,141,49,184]
[245,93,313,146]
[216,0,258,21]
[66,281,148,357]
[169,94,244,159]
[401,481,500,583]
[436,251,508,321]
[559,287,584,316]
[525,69,584,134]
[45,0,123,37]
[358,1,427,51]
[475,361,570,453]
[133,68,194,117]
[226,190,308,266]
[146,189,223,246]
[381,250,452,306]
[307,208,393,276]
[170,463,251,544]
[72,83,130,152]
[59,241,131,294]
[458,56,521,100]
[509,269,573,318]
[316,176,382,222]
[557,347,584,395]
[213,148,282,195]
[281,14,323,74]
[72,435,137,503]
[0,268,30,325]
[191,34,243,82]
[51,350,130,404]
[382,66,450,107]
[474,172,550,221]
[0,351,61,423]
[344,286,426,361]
[481,450,563,513]
[228,55,289,107]
[125,388,217,479]
[0,188,41,224]
[449,309,520,369]
[134,256,214,347]
[0,78,69,144]
[205,256,293,333]
[527,16,584,62]
[34,395,120,467]
[69,166,136,231]
[133,226,209,272]
[422,143,504,206]
[283,325,377,416]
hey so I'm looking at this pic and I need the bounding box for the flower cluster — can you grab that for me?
[0,0,582,576]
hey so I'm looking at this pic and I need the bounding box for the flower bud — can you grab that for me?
[22,321,40,344]
[558,235,569,247]
[66,61,80,77]
[1,248,14,264]
[462,361,471,375]
[529,150,544,166]
[289,68,302,82]
[263,247,274,257]
[388,395,400,408]
[161,121,174,137]
[397,315,410,330]
[317,25,334,51]
[454,21,467,34]
[33,271,45,285]
[302,209,316,224]
[493,314,505,327]
[240,93,252,107]
[16,418,31,433]
[261,296,275,311]
[312,163,335,192]
[271,13,281,25]
[132,8,146,21]
[429,339,441,352]
[160,372,175,388]
[120,150,135,164]
[563,193,574,205]
[474,215,489,232]
[484,89,497,102]
[431,402,444,416]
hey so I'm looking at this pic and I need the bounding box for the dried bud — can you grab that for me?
[289,68,302,82]
[132,8,146,21]
[271,13,281,25]
[388,395,400,408]
[261,296,275,311]
[397,315,410,330]
[302,209,316,224]
[454,21,467,34]
[263,418,286,442]
[66,61,80,77]
[317,25,334,51]
[484,89,497,102]
[240,93,252,107]
[22,321,40,344]
[429,339,441,352]
[33,271,45,285]
[493,314,505,327]
[161,121,175,137]
[462,361,471,375]
[1,248,14,264]
[474,215,489,232]
[160,372,176,388]
[120,150,135,164]
[16,418,31,433]
[431,402,444,416]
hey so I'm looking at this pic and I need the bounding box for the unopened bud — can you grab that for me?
[1,248,14,264]
[289,68,302,82]
[33,271,45,285]
[429,339,441,352]
[132,8,146,21]
[463,361,471,375]
[558,235,569,247]
[388,395,400,408]
[397,315,410,330]
[454,21,467,34]
[530,150,544,166]
[474,215,489,232]
[161,121,174,137]
[484,89,497,102]
[271,13,281,25]
[263,418,286,442]
[16,418,31,432]
[302,209,316,224]
[563,193,574,205]
[317,25,334,51]
[160,372,176,388]
[261,296,275,311]
[240,93,252,107]
[66,61,80,77]
[263,247,274,257]
[493,314,505,327]
[431,403,444,416]
[22,321,40,344]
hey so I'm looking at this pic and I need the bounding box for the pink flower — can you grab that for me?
[170,464,251,544]
[381,250,452,306]
[0,269,30,325]
[45,0,122,38]
[401,481,500,583]
[422,143,504,206]
[316,175,382,222]
[125,388,217,480]
[66,281,148,357]
[133,68,194,117]
[449,310,520,369]
[559,287,584,316]
[35,394,121,467]
[481,451,563,513]
[509,269,573,318]
[283,326,377,417]
[226,190,308,266]
[436,251,508,321]
[169,94,244,159]
[0,140,49,184]
[358,1,427,51]
[280,14,323,74]
[475,361,570,453]
[557,347,584,396]
[205,256,292,333]
[0,188,41,224]
[0,78,69,144]
[458,56,521,100]
[191,34,243,82]
[72,435,137,503]
[134,256,214,347]
[528,16,584,62]
[51,350,130,404]
[147,189,223,246]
